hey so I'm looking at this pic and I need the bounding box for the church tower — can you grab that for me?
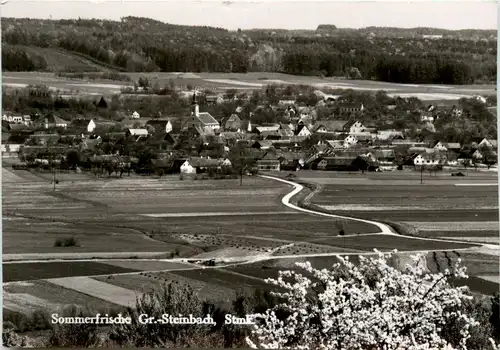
[192,90,199,117]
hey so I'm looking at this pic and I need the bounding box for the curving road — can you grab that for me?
[261,175,496,250]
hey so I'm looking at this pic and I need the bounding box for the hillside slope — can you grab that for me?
[4,45,119,73]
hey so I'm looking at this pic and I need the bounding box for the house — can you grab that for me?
[131,111,140,119]
[126,128,149,137]
[338,103,364,114]
[313,120,349,133]
[346,120,366,134]
[421,115,434,123]
[344,135,358,147]
[377,130,404,140]
[8,124,29,132]
[222,114,243,132]
[252,140,274,150]
[352,155,380,172]
[36,114,69,129]
[180,157,231,174]
[478,138,498,149]
[279,99,296,106]
[367,149,395,163]
[205,94,224,105]
[315,155,358,171]
[295,124,312,137]
[147,119,174,134]
[325,140,345,151]
[148,131,176,151]
[256,152,280,172]
[27,133,60,146]
[434,142,461,152]
[256,125,280,134]
[277,152,306,171]
[413,153,444,167]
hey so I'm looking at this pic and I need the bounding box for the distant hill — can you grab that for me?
[1,17,496,85]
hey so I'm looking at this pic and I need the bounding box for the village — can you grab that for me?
[1,85,498,179]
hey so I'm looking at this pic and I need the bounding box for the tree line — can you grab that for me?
[2,17,496,84]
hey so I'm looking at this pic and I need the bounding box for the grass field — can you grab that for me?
[3,71,495,98]
[20,47,107,73]
[3,262,139,283]
[3,167,497,317]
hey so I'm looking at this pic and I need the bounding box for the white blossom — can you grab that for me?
[247,250,487,350]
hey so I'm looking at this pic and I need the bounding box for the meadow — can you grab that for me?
[3,71,495,98]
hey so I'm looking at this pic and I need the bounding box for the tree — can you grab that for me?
[65,149,80,169]
[228,143,257,185]
[491,293,500,342]
[247,250,494,350]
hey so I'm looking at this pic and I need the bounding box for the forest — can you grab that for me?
[1,17,497,84]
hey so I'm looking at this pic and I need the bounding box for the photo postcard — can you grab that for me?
[1,0,499,348]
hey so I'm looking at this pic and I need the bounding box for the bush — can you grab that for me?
[54,237,79,247]
[49,305,100,347]
[109,282,223,347]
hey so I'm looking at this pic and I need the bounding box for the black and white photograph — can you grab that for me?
[1,0,499,348]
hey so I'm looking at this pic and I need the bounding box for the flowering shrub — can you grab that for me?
[247,250,495,350]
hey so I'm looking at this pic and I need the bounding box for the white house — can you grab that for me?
[414,154,440,166]
[127,128,149,136]
[11,116,23,123]
[87,119,96,133]
[22,115,31,126]
[434,142,448,151]
[421,115,434,123]
[131,111,140,119]
[478,138,498,149]
[472,150,484,160]
[344,135,358,147]
[296,125,312,137]
[349,121,366,134]
[165,120,173,133]
[180,160,196,174]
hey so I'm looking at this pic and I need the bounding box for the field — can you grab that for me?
[300,171,499,240]
[3,166,498,318]
[3,71,495,99]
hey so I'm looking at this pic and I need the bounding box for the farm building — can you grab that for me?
[180,157,231,174]
[256,152,280,172]
[314,155,358,171]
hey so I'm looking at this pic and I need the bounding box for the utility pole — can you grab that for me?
[51,149,56,191]
[239,149,243,186]
[420,164,423,184]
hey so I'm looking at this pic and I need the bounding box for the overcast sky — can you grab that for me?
[0,0,497,31]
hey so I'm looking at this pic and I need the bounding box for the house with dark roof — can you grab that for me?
[313,120,349,133]
[295,124,312,137]
[180,157,231,174]
[256,151,280,172]
[277,151,306,171]
[314,155,359,171]
[221,114,243,131]
[434,141,461,152]
[146,119,174,134]
[205,94,224,105]
[35,114,69,129]
[337,103,364,114]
